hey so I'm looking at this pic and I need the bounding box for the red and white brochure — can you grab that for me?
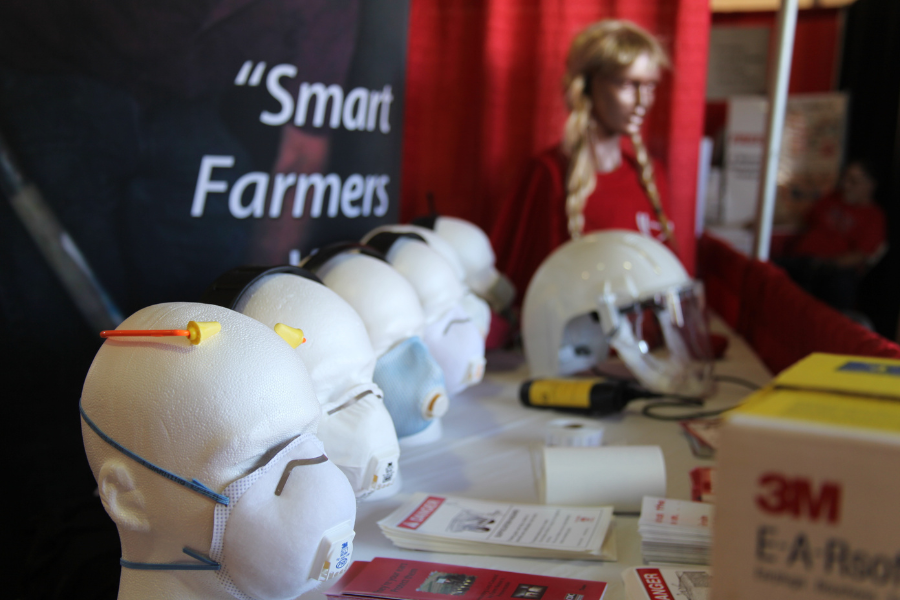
[621,566,712,600]
[327,557,609,600]
[378,493,616,560]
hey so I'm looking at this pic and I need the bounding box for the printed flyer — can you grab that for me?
[328,558,608,600]
[378,493,616,560]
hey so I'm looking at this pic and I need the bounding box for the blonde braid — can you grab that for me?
[630,130,677,251]
[562,75,595,239]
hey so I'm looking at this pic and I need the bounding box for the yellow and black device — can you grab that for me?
[519,377,651,416]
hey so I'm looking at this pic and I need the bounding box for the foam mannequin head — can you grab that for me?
[360,232,486,396]
[364,224,467,281]
[81,302,356,600]
[234,273,400,498]
[314,252,449,442]
[364,224,494,336]
[375,236,466,326]
[315,253,426,358]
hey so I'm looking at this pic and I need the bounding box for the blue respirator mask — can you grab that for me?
[372,336,449,439]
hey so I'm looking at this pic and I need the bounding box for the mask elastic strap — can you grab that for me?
[326,389,381,416]
[79,401,230,506]
[120,547,220,571]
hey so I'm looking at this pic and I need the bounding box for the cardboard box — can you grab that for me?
[711,353,900,600]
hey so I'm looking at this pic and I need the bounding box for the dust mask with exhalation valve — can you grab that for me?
[363,231,486,396]
[302,244,450,444]
[372,335,449,438]
[80,303,357,600]
[202,266,400,499]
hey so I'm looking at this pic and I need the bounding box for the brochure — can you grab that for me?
[378,493,616,560]
[622,566,712,600]
[327,557,609,600]
[637,497,713,565]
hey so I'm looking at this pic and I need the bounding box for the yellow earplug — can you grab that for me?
[274,323,307,348]
[187,321,221,345]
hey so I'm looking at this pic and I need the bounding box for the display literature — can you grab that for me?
[638,497,713,565]
[622,566,712,600]
[378,493,616,560]
[326,558,609,600]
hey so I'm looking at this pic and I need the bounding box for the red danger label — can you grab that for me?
[637,568,675,600]
[398,496,445,529]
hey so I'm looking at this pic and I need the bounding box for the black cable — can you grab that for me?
[637,374,763,421]
[641,402,735,421]
[712,374,761,390]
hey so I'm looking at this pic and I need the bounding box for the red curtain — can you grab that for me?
[697,233,900,374]
[400,0,711,272]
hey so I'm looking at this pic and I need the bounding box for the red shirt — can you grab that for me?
[791,192,886,259]
[491,137,670,297]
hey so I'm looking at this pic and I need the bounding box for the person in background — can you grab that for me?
[777,159,886,312]
[491,19,674,297]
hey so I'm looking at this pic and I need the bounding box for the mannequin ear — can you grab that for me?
[98,460,150,532]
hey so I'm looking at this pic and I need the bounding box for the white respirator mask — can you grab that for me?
[364,231,486,395]
[81,406,356,600]
[316,383,398,496]
[422,304,486,395]
[202,266,401,500]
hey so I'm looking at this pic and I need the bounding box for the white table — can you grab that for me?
[303,318,772,600]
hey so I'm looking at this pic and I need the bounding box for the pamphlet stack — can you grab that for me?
[637,497,713,565]
[378,493,617,560]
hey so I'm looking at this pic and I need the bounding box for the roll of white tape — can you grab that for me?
[537,445,667,513]
[544,418,604,447]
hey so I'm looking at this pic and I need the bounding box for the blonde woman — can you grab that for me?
[492,20,674,296]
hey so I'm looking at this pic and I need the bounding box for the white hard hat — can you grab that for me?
[522,230,714,396]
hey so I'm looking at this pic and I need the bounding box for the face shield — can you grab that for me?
[597,280,714,397]
[523,230,715,396]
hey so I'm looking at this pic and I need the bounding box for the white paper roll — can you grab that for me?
[538,446,666,513]
[544,418,604,447]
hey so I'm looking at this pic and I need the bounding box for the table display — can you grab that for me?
[302,316,771,600]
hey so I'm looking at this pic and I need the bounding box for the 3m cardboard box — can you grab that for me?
[711,353,900,600]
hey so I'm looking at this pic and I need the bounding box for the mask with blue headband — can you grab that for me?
[80,302,357,600]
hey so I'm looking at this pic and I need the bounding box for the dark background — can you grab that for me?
[842,0,900,340]
[1,2,409,597]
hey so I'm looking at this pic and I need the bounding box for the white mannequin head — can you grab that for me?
[361,230,486,395]
[233,272,401,498]
[81,302,356,600]
[314,252,425,358]
[364,223,494,336]
[309,250,449,443]
[430,216,516,311]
